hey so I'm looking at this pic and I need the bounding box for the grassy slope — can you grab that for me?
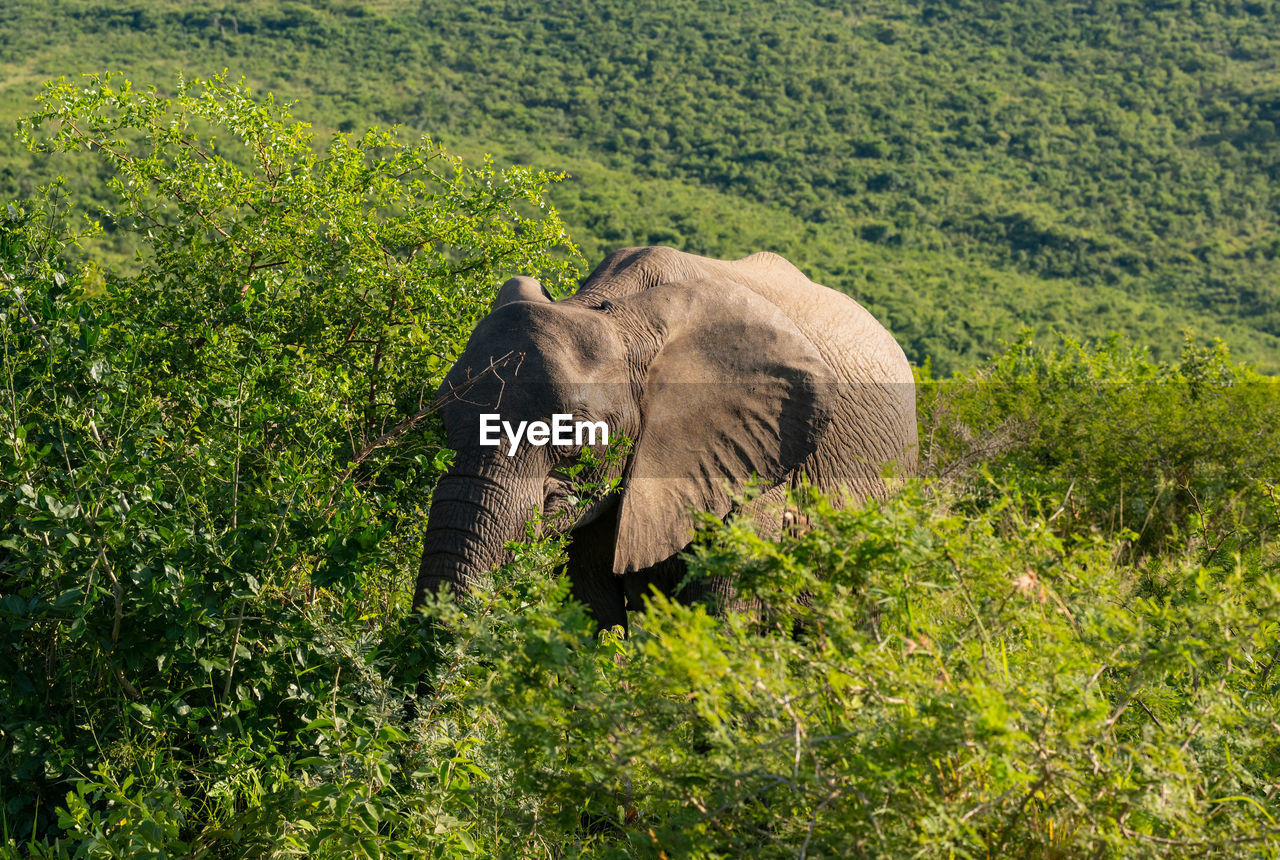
[2,0,1278,372]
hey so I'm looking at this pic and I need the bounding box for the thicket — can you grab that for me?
[2,0,1279,372]
[2,77,1279,857]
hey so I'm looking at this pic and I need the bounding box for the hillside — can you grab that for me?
[2,0,1279,372]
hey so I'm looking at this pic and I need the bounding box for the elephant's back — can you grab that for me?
[719,252,911,388]
[573,246,917,484]
[574,247,909,386]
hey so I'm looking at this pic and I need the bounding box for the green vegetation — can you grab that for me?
[3,78,1279,857]
[2,0,1280,372]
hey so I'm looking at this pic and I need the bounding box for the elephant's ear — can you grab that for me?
[612,282,835,575]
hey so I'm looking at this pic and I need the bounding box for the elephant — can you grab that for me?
[414,246,917,630]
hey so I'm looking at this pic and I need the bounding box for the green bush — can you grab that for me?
[2,77,1278,857]
[1,73,579,852]
[919,333,1280,558]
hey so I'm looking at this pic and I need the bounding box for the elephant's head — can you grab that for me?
[414,264,835,608]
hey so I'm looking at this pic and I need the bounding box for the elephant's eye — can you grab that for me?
[551,445,586,468]
[543,474,575,512]
[547,464,577,488]
[547,445,598,492]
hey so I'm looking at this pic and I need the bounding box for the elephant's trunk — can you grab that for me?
[413,463,538,608]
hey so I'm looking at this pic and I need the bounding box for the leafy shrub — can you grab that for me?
[919,333,1280,559]
[1,73,578,850]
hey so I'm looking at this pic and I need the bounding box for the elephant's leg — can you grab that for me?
[624,556,688,614]
[566,514,629,633]
[656,558,736,614]
[621,486,793,619]
[562,518,638,832]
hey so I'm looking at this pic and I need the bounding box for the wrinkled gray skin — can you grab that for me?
[415,246,917,630]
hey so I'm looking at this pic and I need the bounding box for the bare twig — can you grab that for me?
[1180,671,1231,754]
[799,789,842,859]
[1256,644,1279,690]
[2,275,51,349]
[97,547,124,651]
[959,786,1020,823]
[1133,696,1164,730]
[324,351,523,514]
[94,546,139,700]
[1103,688,1135,731]
[994,772,1051,853]
[1046,480,1075,523]
[1118,825,1280,849]
[222,600,247,704]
